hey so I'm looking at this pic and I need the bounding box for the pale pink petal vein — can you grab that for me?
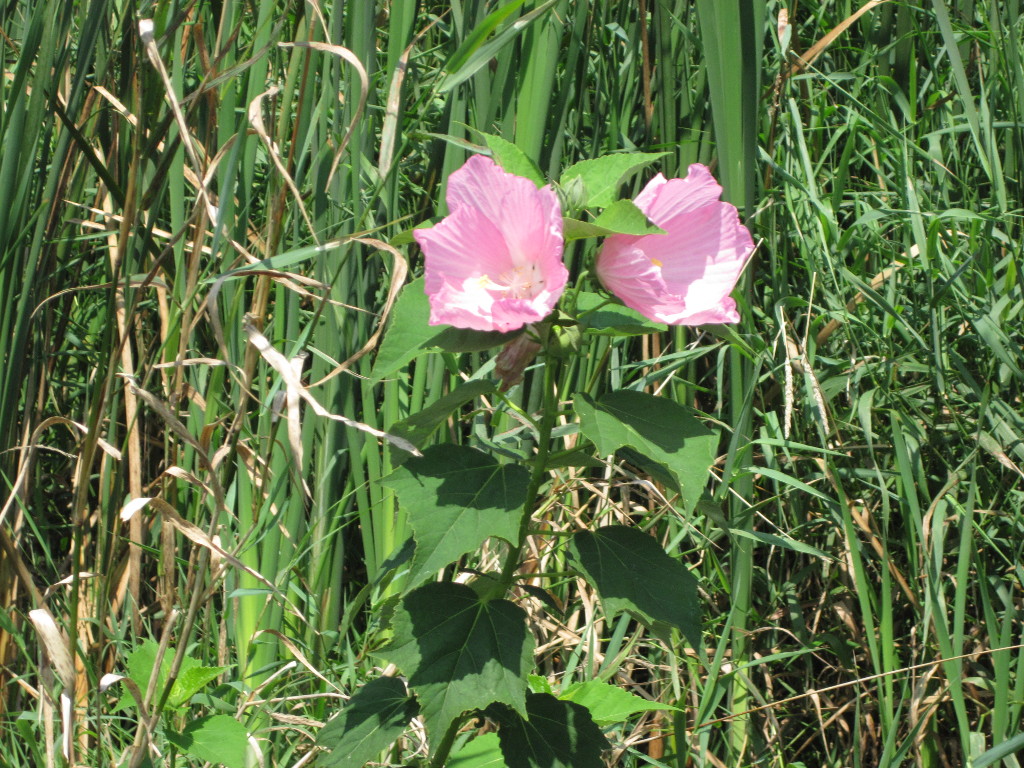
[596,164,755,326]
[414,155,567,333]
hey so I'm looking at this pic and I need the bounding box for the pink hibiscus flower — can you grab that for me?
[414,155,567,333]
[595,164,754,325]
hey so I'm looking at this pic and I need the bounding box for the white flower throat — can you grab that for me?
[474,263,542,299]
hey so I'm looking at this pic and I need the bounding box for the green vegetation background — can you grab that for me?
[1,1,1022,766]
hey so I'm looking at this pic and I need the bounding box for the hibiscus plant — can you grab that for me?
[316,137,754,768]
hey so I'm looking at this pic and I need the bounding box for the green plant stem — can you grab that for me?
[428,713,467,768]
[500,354,560,591]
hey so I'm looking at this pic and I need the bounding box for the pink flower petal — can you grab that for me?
[595,164,754,325]
[415,156,567,333]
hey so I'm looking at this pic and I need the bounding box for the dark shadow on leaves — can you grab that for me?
[400,583,531,687]
[487,693,609,768]
[401,445,529,512]
[316,677,418,766]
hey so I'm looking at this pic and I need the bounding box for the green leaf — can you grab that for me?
[559,680,678,726]
[972,732,1024,768]
[208,241,343,283]
[528,675,554,695]
[316,677,418,767]
[560,152,667,208]
[592,200,665,235]
[371,279,517,380]
[482,134,545,188]
[379,535,415,570]
[171,663,228,708]
[487,693,609,768]
[693,0,765,215]
[567,526,701,646]
[388,381,495,456]
[125,640,170,711]
[378,582,535,745]
[440,0,559,92]
[433,326,522,353]
[390,221,434,247]
[381,444,530,586]
[562,217,614,241]
[124,640,226,711]
[518,583,562,615]
[724,527,834,561]
[575,390,717,514]
[444,0,531,76]
[449,733,505,768]
[545,448,605,471]
[562,202,664,241]
[164,715,248,768]
[575,292,666,336]
[370,278,438,379]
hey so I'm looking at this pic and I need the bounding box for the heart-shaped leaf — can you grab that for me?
[165,715,247,768]
[448,732,505,768]
[124,640,226,711]
[316,677,418,767]
[487,693,609,768]
[560,152,667,208]
[483,133,545,188]
[575,291,666,336]
[371,279,518,380]
[575,390,716,514]
[568,525,701,646]
[381,444,529,587]
[378,583,534,747]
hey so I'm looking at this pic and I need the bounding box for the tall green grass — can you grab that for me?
[1,1,1022,766]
